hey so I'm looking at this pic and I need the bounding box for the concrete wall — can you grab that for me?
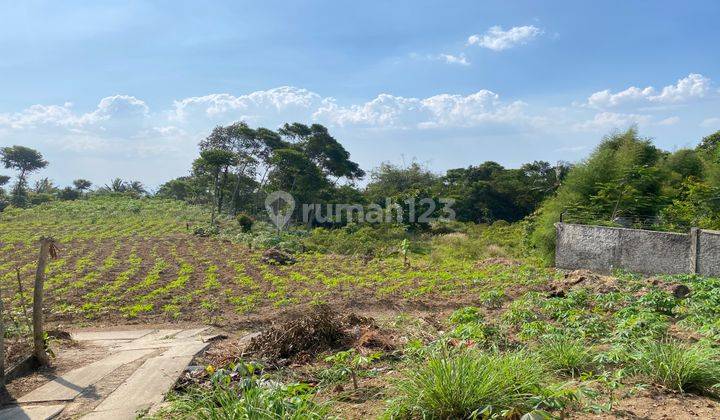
[555,222,720,276]
[697,229,720,277]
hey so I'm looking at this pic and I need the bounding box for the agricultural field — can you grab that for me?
[2,196,720,418]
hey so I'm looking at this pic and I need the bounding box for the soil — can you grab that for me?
[4,338,108,400]
[578,387,720,419]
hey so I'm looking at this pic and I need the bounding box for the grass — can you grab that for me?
[631,340,720,394]
[385,350,574,419]
[536,336,596,377]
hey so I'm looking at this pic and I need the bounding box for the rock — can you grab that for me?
[648,278,691,299]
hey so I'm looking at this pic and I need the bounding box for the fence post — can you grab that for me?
[689,227,700,274]
[33,237,56,366]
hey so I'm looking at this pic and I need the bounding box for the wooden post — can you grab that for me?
[33,237,56,366]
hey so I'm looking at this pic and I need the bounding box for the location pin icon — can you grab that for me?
[265,191,296,230]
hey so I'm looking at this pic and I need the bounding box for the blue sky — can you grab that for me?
[1,0,720,188]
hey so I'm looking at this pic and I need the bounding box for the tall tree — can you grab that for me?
[0,145,48,207]
[73,179,93,193]
[198,149,239,223]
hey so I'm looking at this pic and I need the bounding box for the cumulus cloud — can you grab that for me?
[467,25,543,51]
[585,73,712,109]
[170,86,324,123]
[313,90,536,129]
[0,95,149,129]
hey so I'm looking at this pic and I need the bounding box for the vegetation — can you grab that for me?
[3,125,720,418]
[532,128,720,261]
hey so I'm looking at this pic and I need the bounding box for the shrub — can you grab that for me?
[385,350,572,419]
[631,340,720,394]
[236,212,254,232]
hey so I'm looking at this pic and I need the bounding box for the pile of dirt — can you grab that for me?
[640,278,691,299]
[247,305,394,365]
[261,247,296,265]
[547,269,619,297]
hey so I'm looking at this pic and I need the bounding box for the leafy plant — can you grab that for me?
[323,349,381,390]
[157,362,328,419]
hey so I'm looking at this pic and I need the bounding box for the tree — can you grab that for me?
[0,146,48,207]
[73,179,92,193]
[531,128,665,262]
[198,149,239,223]
[33,178,55,194]
[58,186,80,201]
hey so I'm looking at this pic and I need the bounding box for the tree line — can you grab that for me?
[155,121,569,227]
[6,122,719,261]
[0,145,147,211]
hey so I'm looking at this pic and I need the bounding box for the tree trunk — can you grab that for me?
[211,170,220,224]
[217,166,229,215]
[33,237,53,366]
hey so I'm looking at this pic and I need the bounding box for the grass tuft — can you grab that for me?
[536,336,595,377]
[632,340,720,394]
[385,349,573,419]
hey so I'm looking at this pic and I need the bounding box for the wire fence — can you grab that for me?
[559,208,692,233]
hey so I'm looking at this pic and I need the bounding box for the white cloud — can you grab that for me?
[586,73,712,109]
[0,95,149,129]
[574,112,651,131]
[170,86,324,122]
[437,53,470,66]
[657,116,680,126]
[313,90,537,129]
[467,25,543,51]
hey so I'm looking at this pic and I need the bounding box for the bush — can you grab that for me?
[631,340,720,394]
[385,350,573,419]
[236,212,254,232]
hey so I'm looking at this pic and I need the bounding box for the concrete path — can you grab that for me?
[0,327,213,420]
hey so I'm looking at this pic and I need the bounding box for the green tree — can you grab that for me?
[0,145,48,207]
[531,128,664,261]
[198,149,239,223]
[73,179,93,193]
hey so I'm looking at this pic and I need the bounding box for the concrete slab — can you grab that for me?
[87,355,193,418]
[160,341,210,358]
[173,327,210,340]
[129,329,182,343]
[17,349,155,403]
[0,404,65,420]
[113,338,205,351]
[71,330,153,341]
